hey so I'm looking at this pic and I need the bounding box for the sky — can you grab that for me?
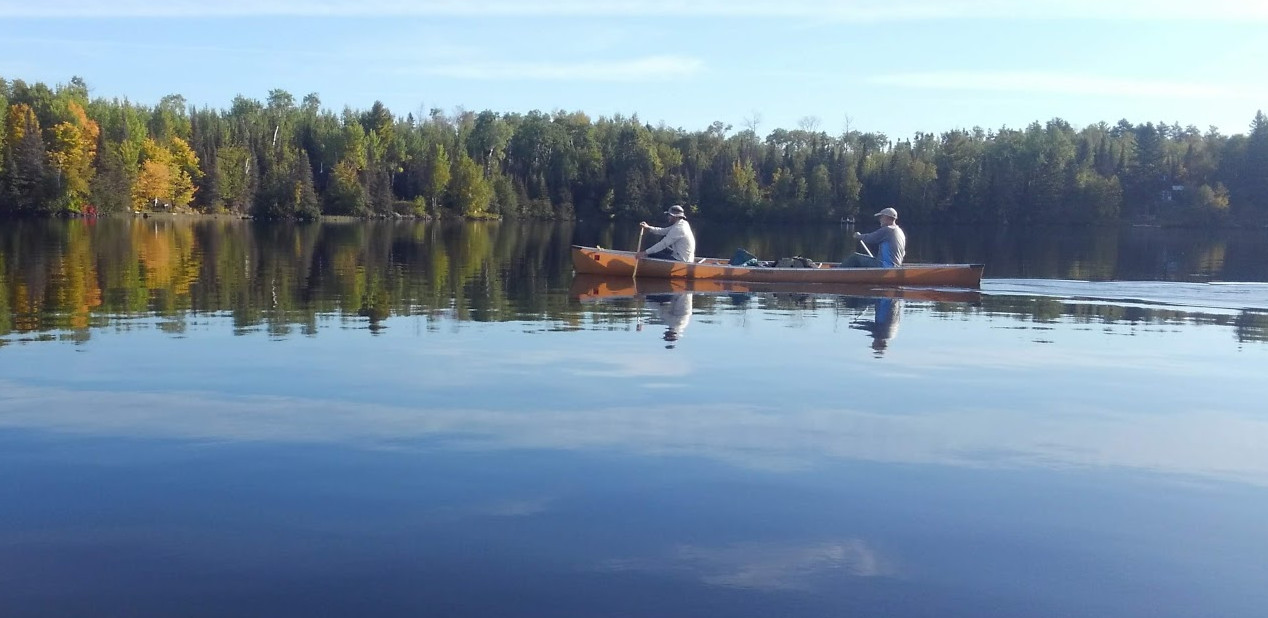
[2,0,1267,138]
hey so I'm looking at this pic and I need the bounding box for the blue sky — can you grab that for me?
[2,0,1266,138]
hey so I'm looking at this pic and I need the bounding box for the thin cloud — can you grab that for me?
[0,35,335,60]
[418,56,704,82]
[869,71,1268,101]
[600,540,892,590]
[5,380,1268,485]
[0,35,479,66]
[4,0,1267,20]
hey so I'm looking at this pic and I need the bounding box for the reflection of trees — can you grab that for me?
[978,296,1268,343]
[962,226,1121,280]
[1222,230,1268,282]
[1235,312,1268,344]
[1116,226,1228,281]
[0,218,580,340]
[135,219,201,313]
[56,221,103,329]
[1190,243,1226,278]
[981,296,1068,323]
[1,219,1266,345]
[0,252,10,337]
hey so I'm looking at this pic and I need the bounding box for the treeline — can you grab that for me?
[2,75,1267,225]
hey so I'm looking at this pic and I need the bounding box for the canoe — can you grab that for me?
[572,245,985,288]
[570,274,982,304]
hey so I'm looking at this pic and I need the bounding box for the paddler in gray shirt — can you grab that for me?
[841,207,906,267]
[637,204,697,262]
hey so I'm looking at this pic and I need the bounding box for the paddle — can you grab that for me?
[632,227,645,279]
[633,227,645,330]
[850,302,873,324]
[859,239,874,258]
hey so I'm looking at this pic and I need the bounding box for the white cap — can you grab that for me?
[874,207,898,219]
[665,205,687,217]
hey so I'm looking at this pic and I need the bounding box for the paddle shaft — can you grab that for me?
[632,228,645,279]
[633,227,646,329]
[859,238,874,258]
[851,303,873,323]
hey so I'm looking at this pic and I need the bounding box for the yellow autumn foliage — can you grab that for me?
[47,102,101,210]
[131,136,200,211]
[4,103,36,145]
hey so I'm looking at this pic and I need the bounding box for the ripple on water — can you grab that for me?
[983,279,1268,312]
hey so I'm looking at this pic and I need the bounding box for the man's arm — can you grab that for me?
[643,226,681,255]
[857,227,890,244]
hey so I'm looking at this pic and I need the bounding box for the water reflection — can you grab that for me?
[0,218,583,340]
[601,539,892,590]
[1,218,1268,346]
[850,298,904,356]
[4,219,1268,618]
[647,293,693,348]
[570,275,981,356]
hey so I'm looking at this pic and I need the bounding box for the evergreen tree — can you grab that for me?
[1240,110,1268,218]
[2,103,55,213]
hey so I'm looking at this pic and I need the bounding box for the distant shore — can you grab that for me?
[35,211,1260,230]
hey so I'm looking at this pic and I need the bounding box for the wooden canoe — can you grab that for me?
[570,274,982,304]
[572,245,985,288]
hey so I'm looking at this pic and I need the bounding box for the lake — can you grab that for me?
[2,217,1268,617]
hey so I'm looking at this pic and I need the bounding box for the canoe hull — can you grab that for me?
[572,246,984,288]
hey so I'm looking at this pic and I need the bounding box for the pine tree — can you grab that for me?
[2,104,55,213]
[1241,110,1268,218]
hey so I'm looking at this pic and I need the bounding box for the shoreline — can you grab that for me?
[4,210,1266,230]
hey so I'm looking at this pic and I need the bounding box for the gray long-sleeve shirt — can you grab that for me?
[644,219,696,262]
[858,224,906,267]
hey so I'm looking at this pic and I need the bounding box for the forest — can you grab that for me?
[2,76,1267,225]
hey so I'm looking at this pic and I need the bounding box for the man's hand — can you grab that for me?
[635,251,647,259]
[639,221,652,230]
[852,231,862,239]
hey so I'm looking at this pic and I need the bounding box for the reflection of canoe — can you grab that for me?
[572,245,984,288]
[570,274,982,304]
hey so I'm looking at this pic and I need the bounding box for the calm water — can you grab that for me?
[2,217,1268,617]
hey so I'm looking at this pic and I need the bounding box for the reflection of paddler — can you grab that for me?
[852,298,903,355]
[654,293,694,348]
